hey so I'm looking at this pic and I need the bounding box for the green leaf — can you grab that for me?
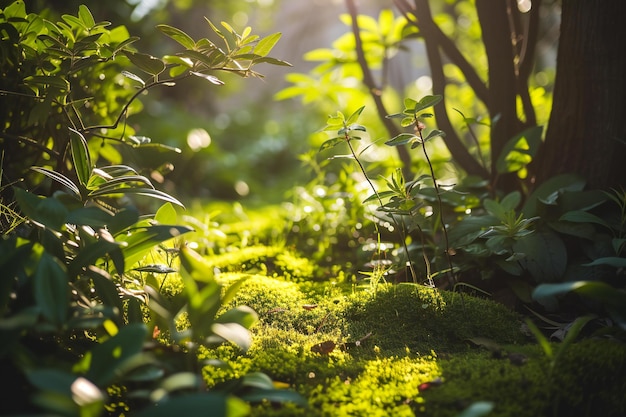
[121,70,145,86]
[216,306,258,330]
[68,239,124,277]
[30,167,80,198]
[496,125,543,174]
[66,207,114,228]
[522,174,586,217]
[77,5,96,28]
[319,138,344,152]
[124,51,165,76]
[179,245,215,284]
[132,393,250,417]
[533,281,626,329]
[385,133,416,147]
[559,210,612,230]
[211,322,252,351]
[346,106,365,125]
[190,71,224,85]
[118,225,192,269]
[414,95,443,113]
[156,24,195,49]
[583,257,626,268]
[69,128,92,188]
[423,129,445,143]
[14,189,69,231]
[513,229,567,283]
[34,253,69,326]
[86,323,148,386]
[89,187,185,208]
[255,32,281,57]
[155,202,178,225]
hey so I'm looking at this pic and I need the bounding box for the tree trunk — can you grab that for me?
[533,0,626,190]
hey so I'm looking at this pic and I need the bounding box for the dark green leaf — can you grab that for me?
[66,207,114,228]
[34,253,68,326]
[513,229,567,283]
[385,133,416,147]
[132,393,249,417]
[68,239,124,277]
[414,95,442,113]
[584,257,626,268]
[86,323,147,386]
[124,51,165,76]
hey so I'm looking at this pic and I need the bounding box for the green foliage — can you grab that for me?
[0,2,296,415]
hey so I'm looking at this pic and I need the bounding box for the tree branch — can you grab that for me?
[345,0,413,178]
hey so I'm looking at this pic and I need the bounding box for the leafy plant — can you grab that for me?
[0,2,297,415]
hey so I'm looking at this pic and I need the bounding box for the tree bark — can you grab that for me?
[533,0,626,190]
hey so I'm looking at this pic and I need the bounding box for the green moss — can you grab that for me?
[201,274,626,417]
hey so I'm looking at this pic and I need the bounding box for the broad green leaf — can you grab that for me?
[559,210,611,230]
[179,245,215,284]
[211,322,252,351]
[68,239,124,277]
[156,24,195,49]
[496,125,543,174]
[118,225,192,269]
[533,281,626,329]
[86,323,147,386]
[255,32,281,57]
[155,202,177,225]
[414,95,443,113]
[522,174,586,217]
[78,5,96,28]
[132,393,250,417]
[66,207,114,228]
[513,229,567,282]
[86,267,124,313]
[124,51,165,76]
[584,257,626,268]
[221,276,250,306]
[69,128,92,188]
[500,191,521,211]
[240,388,307,408]
[216,306,258,330]
[159,372,202,393]
[34,253,69,326]
[14,189,68,231]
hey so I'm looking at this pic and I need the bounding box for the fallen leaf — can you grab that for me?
[311,340,335,354]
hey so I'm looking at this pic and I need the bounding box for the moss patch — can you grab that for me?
[201,274,626,416]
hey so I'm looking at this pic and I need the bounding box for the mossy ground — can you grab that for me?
[180,271,625,417]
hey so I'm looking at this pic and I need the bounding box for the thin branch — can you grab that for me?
[395,0,489,104]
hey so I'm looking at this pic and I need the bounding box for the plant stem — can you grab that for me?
[417,128,457,290]
[345,135,418,283]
